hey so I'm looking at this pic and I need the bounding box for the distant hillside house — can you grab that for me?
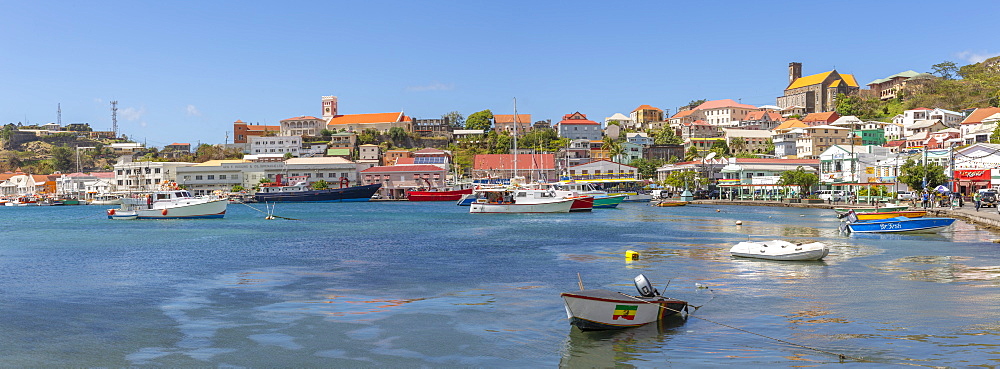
[493,114,532,134]
[280,116,325,137]
[866,70,935,100]
[776,62,859,114]
[630,105,664,130]
[556,112,602,141]
[688,99,758,127]
[326,112,412,133]
[233,120,280,144]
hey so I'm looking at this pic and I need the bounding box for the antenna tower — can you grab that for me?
[111,101,119,137]
[57,103,62,126]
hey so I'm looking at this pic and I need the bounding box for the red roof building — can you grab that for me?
[801,112,841,126]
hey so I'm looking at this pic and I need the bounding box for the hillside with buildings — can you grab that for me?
[3,57,1000,200]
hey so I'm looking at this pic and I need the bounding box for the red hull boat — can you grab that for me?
[407,188,474,201]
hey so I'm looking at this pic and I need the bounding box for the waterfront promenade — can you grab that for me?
[695,198,1000,234]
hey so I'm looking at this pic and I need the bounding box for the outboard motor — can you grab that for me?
[634,274,660,297]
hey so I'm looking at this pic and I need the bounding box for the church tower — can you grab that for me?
[322,95,339,120]
[789,62,802,85]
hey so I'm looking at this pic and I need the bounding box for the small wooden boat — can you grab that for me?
[106,209,138,220]
[833,204,908,215]
[652,200,688,207]
[853,210,926,221]
[561,274,687,331]
[841,211,955,233]
[730,240,829,261]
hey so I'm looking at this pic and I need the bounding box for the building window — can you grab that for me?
[207,175,215,180]
[195,175,203,180]
[219,175,226,180]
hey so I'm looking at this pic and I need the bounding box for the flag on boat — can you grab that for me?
[612,305,637,320]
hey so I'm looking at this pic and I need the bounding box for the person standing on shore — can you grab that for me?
[921,191,929,209]
[974,191,981,211]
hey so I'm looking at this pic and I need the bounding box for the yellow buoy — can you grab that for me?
[625,250,640,260]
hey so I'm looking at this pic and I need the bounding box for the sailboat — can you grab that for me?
[469,98,575,214]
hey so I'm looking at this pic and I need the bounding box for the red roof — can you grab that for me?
[280,116,321,121]
[395,157,415,165]
[168,143,189,146]
[960,107,1000,125]
[670,109,695,119]
[246,124,280,131]
[913,107,932,110]
[494,114,531,124]
[473,154,556,170]
[360,165,445,173]
[632,104,662,112]
[802,111,840,123]
[884,140,906,147]
[694,99,757,110]
[327,112,406,125]
[743,111,784,121]
[558,112,599,125]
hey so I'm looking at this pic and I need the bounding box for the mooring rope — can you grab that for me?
[615,291,865,363]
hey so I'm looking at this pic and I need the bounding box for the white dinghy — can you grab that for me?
[730,240,829,261]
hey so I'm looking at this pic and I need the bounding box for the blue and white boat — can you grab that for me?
[841,211,955,233]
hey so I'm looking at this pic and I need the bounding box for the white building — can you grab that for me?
[892,108,964,129]
[280,116,325,137]
[625,132,652,146]
[176,157,360,196]
[605,113,637,130]
[250,135,301,157]
[112,156,196,192]
[818,145,893,183]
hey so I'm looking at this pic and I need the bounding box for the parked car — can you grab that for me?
[815,190,846,201]
[693,189,719,200]
[979,189,998,208]
[897,191,914,201]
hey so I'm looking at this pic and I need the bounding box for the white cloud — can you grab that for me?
[956,50,1000,64]
[93,98,103,104]
[186,104,201,116]
[119,106,146,121]
[405,81,455,92]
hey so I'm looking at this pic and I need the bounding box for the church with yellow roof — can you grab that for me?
[776,62,859,114]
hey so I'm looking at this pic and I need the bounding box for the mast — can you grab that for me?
[513,98,518,181]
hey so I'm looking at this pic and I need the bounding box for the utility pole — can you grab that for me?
[111,101,119,137]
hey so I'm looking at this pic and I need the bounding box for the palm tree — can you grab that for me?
[602,135,625,178]
[684,145,700,162]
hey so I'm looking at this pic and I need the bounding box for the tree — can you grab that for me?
[283,152,294,159]
[231,185,245,192]
[606,120,621,127]
[898,158,948,192]
[684,146,700,161]
[650,126,682,145]
[777,166,819,198]
[602,135,624,163]
[688,99,707,108]
[358,128,380,145]
[991,124,1000,144]
[931,61,958,80]
[51,145,74,173]
[663,170,701,190]
[443,111,465,128]
[388,126,409,146]
[728,137,747,155]
[311,180,330,190]
[319,129,334,139]
[710,139,730,157]
[465,109,494,131]
[629,158,664,179]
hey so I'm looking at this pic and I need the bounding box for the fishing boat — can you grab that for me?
[853,210,927,221]
[108,189,228,219]
[840,211,955,233]
[833,203,908,215]
[652,200,688,207]
[469,187,574,213]
[561,274,687,331]
[730,240,829,261]
[456,193,478,206]
[4,197,36,206]
[90,194,123,205]
[551,182,627,208]
[407,187,474,202]
[254,175,381,203]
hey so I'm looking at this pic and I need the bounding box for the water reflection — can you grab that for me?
[876,256,1000,284]
[559,316,687,368]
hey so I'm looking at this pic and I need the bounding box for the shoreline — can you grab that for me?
[693,199,1000,235]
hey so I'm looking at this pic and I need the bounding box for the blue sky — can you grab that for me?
[1,0,998,148]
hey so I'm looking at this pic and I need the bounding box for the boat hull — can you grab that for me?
[653,201,688,207]
[132,199,228,219]
[846,217,956,233]
[407,188,473,201]
[254,183,381,203]
[730,240,829,261]
[592,195,626,209]
[456,194,477,206]
[561,290,687,331]
[469,198,574,213]
[569,196,594,212]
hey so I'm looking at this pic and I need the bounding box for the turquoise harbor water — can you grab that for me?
[1,202,999,367]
